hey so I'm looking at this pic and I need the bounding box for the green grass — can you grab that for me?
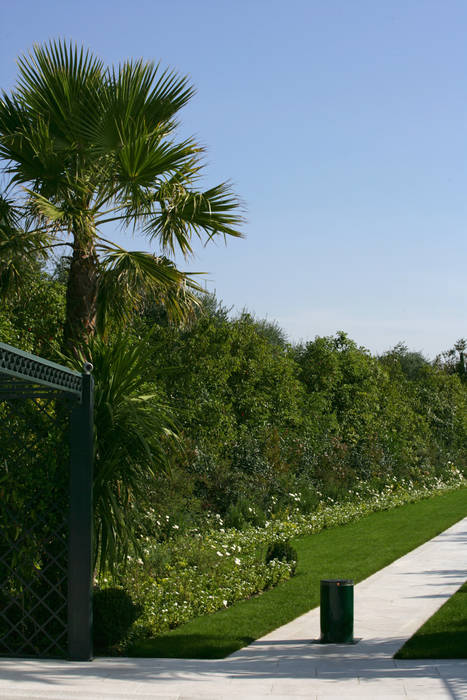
[395,580,467,659]
[127,487,467,659]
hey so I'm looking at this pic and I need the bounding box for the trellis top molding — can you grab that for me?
[0,342,83,399]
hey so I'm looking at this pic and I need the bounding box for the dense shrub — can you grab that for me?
[224,496,266,529]
[93,587,141,652]
[4,272,467,568]
[265,540,298,572]
[124,305,467,537]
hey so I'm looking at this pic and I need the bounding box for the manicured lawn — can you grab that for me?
[127,487,467,659]
[395,580,467,659]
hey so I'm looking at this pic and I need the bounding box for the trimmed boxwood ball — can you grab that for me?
[93,587,141,651]
[265,540,298,573]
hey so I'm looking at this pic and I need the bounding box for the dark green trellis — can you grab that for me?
[0,342,93,660]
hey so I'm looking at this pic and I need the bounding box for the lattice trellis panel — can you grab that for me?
[0,342,93,661]
[0,392,71,657]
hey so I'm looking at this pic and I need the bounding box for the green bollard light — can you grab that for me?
[320,579,354,643]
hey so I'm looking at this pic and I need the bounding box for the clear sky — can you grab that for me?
[1,0,465,357]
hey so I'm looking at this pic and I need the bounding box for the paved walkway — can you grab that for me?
[1,517,467,699]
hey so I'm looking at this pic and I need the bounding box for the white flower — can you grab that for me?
[172,524,179,529]
[234,558,241,565]
[216,551,223,557]
[223,600,228,607]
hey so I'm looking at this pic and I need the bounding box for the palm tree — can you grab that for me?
[0,40,243,356]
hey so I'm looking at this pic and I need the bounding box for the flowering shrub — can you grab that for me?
[99,464,465,643]
[115,525,295,637]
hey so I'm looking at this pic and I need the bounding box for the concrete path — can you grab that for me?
[1,516,467,699]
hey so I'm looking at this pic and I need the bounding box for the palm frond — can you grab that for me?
[116,133,200,189]
[16,39,104,146]
[0,92,31,162]
[24,189,65,223]
[0,86,85,196]
[0,194,54,296]
[146,181,245,256]
[114,59,194,126]
[0,94,61,187]
[85,59,194,157]
[95,242,203,334]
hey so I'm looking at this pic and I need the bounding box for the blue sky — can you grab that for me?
[1,0,465,357]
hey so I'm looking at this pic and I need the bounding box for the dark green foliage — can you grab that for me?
[265,541,298,570]
[138,307,312,513]
[0,388,71,657]
[93,587,142,652]
[237,310,288,348]
[224,497,266,529]
[2,266,466,552]
[68,332,179,573]
[127,306,467,526]
[293,332,467,488]
[0,267,65,358]
[381,342,429,380]
[435,338,467,383]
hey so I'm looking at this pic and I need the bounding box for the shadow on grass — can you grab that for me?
[395,583,467,659]
[395,628,467,659]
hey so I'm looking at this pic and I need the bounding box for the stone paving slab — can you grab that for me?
[1,516,466,699]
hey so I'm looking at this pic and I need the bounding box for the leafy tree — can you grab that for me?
[236,310,288,348]
[294,332,381,434]
[381,342,429,381]
[144,309,306,450]
[435,339,467,383]
[0,264,65,356]
[412,363,467,468]
[0,40,243,356]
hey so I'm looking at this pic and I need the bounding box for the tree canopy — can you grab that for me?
[0,40,244,355]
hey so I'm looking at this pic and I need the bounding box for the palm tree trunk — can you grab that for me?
[63,236,99,357]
